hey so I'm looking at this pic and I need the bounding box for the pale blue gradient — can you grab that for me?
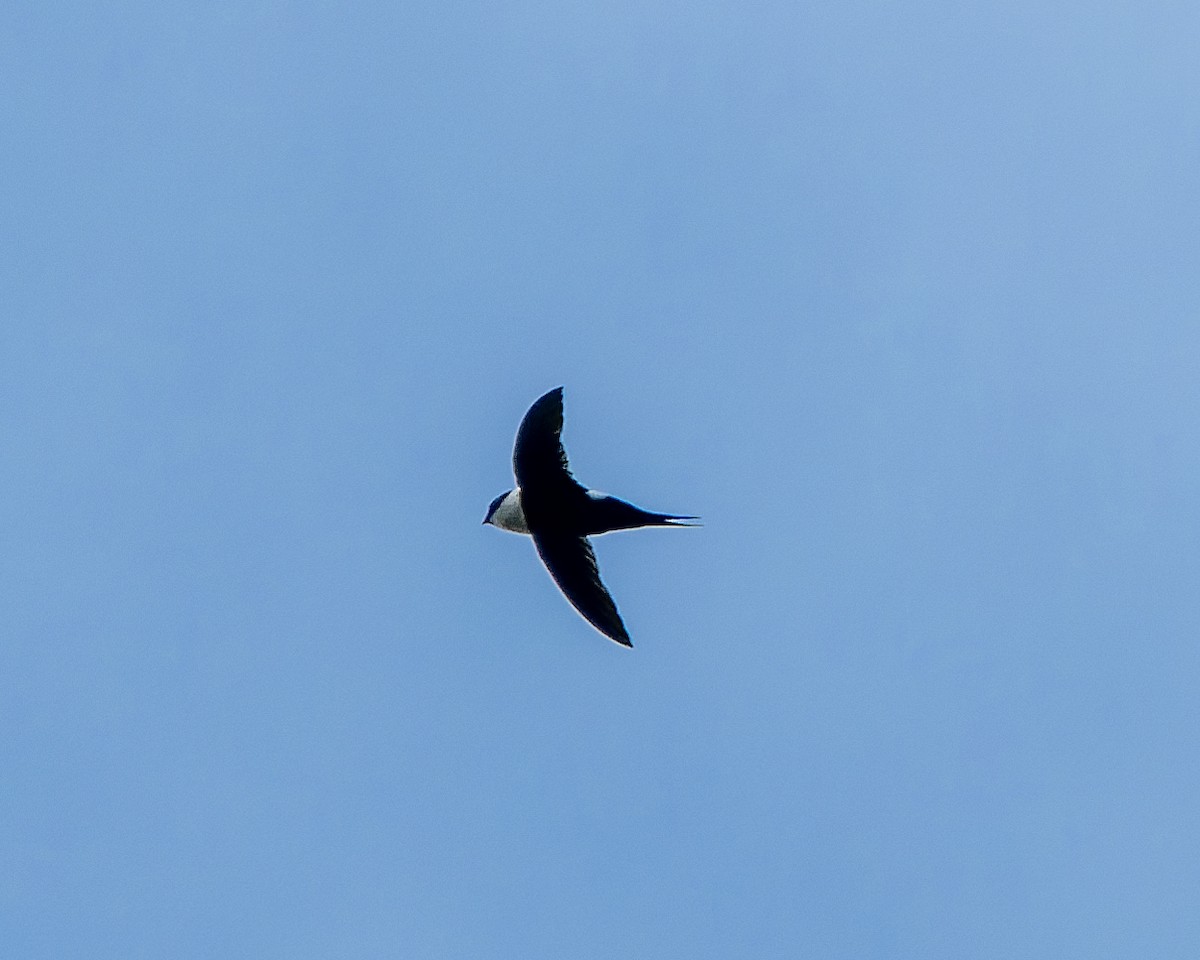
[3,1,1198,957]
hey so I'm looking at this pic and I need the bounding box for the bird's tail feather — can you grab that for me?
[654,514,701,527]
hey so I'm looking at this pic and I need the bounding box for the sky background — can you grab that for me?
[3,1,1199,957]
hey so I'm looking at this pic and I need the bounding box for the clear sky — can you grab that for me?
[3,1,1198,957]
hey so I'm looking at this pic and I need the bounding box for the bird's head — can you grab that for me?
[482,488,529,534]
[482,491,508,525]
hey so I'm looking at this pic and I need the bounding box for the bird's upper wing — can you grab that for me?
[513,387,583,496]
[533,533,631,646]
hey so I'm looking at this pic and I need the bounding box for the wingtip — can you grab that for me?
[528,385,565,415]
[601,623,632,647]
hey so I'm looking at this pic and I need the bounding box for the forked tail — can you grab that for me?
[584,495,701,535]
[652,513,701,527]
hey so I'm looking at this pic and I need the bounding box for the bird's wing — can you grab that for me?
[513,387,583,495]
[533,533,631,646]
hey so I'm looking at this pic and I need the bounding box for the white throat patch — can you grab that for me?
[491,488,530,534]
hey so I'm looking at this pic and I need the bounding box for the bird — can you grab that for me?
[483,387,697,647]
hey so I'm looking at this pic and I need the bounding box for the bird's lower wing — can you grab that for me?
[532,534,631,647]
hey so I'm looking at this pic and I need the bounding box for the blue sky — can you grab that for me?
[3,1,1198,956]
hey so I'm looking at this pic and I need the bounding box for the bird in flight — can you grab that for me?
[483,387,697,647]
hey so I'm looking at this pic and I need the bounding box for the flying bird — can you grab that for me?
[483,387,697,647]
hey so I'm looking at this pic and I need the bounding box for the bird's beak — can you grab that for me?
[482,517,491,525]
